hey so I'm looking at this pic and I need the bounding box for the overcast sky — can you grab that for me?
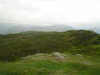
[0,0,100,26]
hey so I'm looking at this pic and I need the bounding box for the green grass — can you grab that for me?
[0,53,100,75]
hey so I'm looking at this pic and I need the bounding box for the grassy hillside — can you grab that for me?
[0,30,100,75]
[0,30,100,61]
[0,53,100,75]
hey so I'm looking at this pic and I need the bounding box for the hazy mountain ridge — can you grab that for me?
[73,24,100,34]
[0,24,73,34]
[0,23,100,34]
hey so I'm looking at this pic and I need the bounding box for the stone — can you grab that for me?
[51,52,66,60]
[76,54,82,56]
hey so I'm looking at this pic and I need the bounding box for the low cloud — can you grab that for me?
[0,0,100,25]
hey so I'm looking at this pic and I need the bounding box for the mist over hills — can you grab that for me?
[0,23,100,34]
[73,23,100,34]
[0,24,73,34]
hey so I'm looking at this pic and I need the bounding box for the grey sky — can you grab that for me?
[0,0,100,26]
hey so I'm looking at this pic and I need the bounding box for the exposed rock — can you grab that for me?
[51,52,67,60]
[35,53,46,56]
[76,54,82,56]
[80,61,92,65]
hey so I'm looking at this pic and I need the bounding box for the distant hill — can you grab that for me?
[0,30,100,61]
[72,24,100,34]
[7,24,73,34]
[0,24,73,34]
[0,23,13,34]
